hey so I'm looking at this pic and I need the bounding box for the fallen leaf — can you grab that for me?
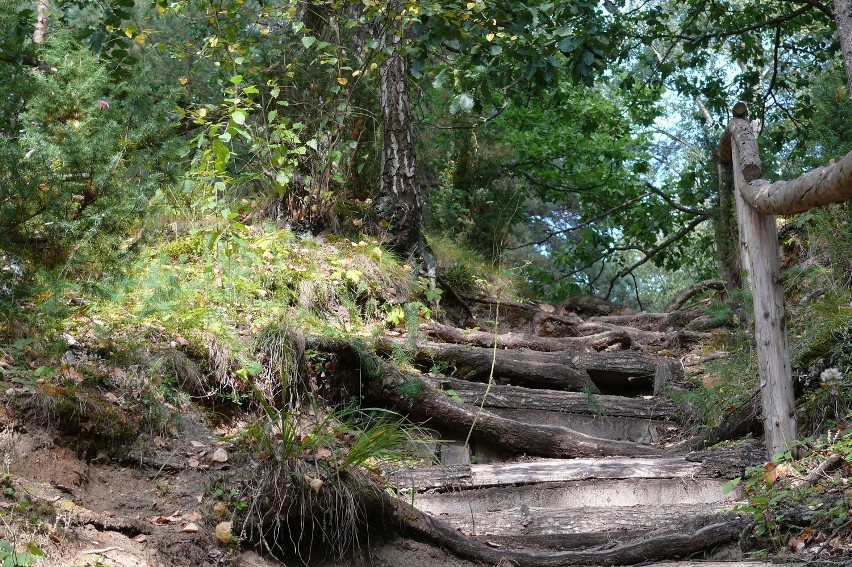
[788,535,806,553]
[104,392,119,404]
[309,477,323,493]
[133,534,148,543]
[190,441,205,449]
[182,522,199,533]
[211,448,228,463]
[184,511,202,522]
[213,502,228,516]
[215,521,232,544]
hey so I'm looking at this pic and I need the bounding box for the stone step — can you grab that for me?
[414,477,738,516]
[428,503,741,551]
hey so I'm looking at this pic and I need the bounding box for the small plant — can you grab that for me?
[0,540,43,567]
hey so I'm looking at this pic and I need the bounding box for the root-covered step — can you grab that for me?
[426,503,740,551]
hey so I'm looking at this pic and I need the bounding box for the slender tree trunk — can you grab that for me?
[834,0,852,95]
[33,0,49,44]
[377,31,422,255]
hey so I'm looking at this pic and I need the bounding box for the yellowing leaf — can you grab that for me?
[486,33,495,41]
[466,1,476,7]
[215,521,233,544]
[135,34,145,45]
[337,77,348,86]
[179,77,188,85]
[198,108,207,118]
[260,27,270,36]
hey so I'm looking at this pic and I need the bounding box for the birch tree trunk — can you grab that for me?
[834,0,852,95]
[33,0,49,44]
[377,33,422,255]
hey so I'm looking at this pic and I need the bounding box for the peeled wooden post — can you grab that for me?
[726,103,797,456]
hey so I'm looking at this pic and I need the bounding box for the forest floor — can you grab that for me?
[2,228,850,566]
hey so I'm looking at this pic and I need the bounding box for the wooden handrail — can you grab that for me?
[721,102,852,456]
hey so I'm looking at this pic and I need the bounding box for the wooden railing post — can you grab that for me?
[726,103,797,456]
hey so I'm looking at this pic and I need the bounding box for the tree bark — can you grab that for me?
[380,338,678,392]
[33,0,49,44]
[377,20,422,255]
[835,0,852,96]
[421,321,632,352]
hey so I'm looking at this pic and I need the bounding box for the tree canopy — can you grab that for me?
[2,0,852,308]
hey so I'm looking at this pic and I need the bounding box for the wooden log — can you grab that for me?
[730,119,797,455]
[435,504,739,551]
[740,160,852,214]
[382,339,676,391]
[421,321,632,352]
[393,339,600,392]
[366,482,748,567]
[437,377,678,419]
[319,339,662,458]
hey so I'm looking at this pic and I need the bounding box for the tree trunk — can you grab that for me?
[377,24,422,256]
[33,0,49,44]
[835,0,852,96]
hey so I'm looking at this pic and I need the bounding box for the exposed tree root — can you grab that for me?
[378,337,678,392]
[361,478,747,566]
[316,338,662,458]
[667,280,727,312]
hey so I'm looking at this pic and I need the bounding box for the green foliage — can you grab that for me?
[731,434,852,548]
[0,540,43,567]
[399,377,424,400]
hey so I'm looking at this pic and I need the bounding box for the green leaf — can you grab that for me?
[449,92,474,114]
[231,110,246,125]
[722,477,741,495]
[230,74,243,85]
[301,36,316,49]
[306,139,318,151]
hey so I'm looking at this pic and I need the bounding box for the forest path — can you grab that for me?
[360,294,792,566]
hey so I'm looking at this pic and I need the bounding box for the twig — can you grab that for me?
[82,546,123,555]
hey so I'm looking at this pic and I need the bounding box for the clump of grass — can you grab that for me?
[428,233,522,299]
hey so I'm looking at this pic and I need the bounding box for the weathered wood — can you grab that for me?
[434,504,739,551]
[416,478,738,514]
[730,125,797,455]
[387,339,599,392]
[740,157,852,214]
[384,464,471,492]
[438,377,677,420]
[654,361,674,396]
[727,117,762,181]
[686,439,767,478]
[319,339,663,458]
[361,477,748,566]
[468,457,703,486]
[385,339,675,391]
[420,321,631,353]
